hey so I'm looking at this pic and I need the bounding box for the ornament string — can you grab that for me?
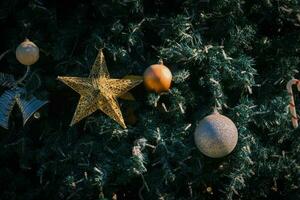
[286,79,300,128]
[16,65,30,84]
[0,49,30,86]
[0,49,31,86]
[0,49,11,61]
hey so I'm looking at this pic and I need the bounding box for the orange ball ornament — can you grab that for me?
[16,38,39,66]
[143,62,172,93]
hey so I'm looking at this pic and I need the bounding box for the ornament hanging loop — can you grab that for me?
[286,79,300,128]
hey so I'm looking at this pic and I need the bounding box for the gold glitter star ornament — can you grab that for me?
[57,49,142,128]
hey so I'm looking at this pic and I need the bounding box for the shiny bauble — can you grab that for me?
[194,111,238,158]
[16,39,39,66]
[144,63,172,93]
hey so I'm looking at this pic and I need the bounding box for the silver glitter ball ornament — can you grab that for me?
[194,111,238,158]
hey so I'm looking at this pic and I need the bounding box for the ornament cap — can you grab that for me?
[158,59,164,65]
[212,107,220,114]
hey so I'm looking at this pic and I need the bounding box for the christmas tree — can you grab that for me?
[0,0,299,199]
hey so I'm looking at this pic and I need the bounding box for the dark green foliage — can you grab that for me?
[0,0,299,199]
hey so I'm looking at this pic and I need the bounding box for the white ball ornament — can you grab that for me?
[16,38,39,66]
[194,111,238,158]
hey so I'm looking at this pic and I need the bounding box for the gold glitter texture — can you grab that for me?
[58,49,142,128]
